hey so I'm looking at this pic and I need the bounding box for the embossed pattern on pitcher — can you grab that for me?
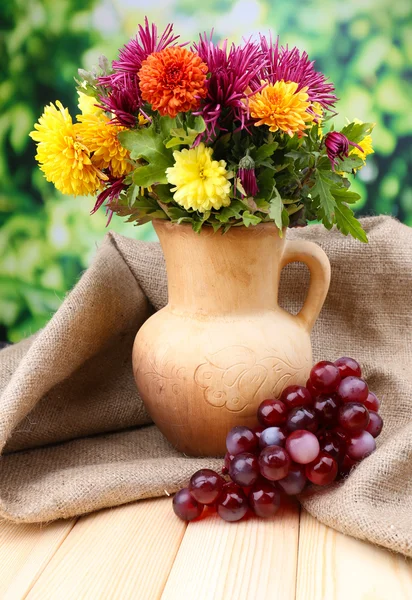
[142,341,311,414]
[195,344,311,412]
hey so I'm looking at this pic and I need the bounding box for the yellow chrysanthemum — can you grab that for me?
[29,101,103,196]
[351,134,374,159]
[166,143,232,212]
[77,91,102,116]
[76,113,133,178]
[311,102,323,122]
[348,119,374,170]
[310,102,323,127]
[249,80,313,136]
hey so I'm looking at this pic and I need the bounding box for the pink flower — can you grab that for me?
[107,18,180,84]
[92,176,127,221]
[325,131,363,170]
[238,155,259,197]
[193,33,266,138]
[98,74,142,128]
[97,19,182,127]
[254,35,337,111]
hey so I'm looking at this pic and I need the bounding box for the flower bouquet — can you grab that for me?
[29,20,376,458]
[30,19,374,242]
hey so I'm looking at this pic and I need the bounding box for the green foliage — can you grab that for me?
[120,120,175,187]
[165,115,206,148]
[311,170,337,226]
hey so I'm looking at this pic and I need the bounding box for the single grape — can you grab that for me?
[309,361,341,394]
[229,452,260,487]
[248,481,281,518]
[222,452,233,475]
[286,406,319,433]
[217,483,248,522]
[347,430,376,460]
[189,469,225,505]
[305,452,338,486]
[281,385,313,409]
[339,454,358,478]
[253,426,265,439]
[277,463,307,495]
[313,394,340,427]
[285,430,320,465]
[306,378,319,398]
[319,431,346,462]
[257,398,288,427]
[337,376,369,403]
[258,445,291,481]
[259,426,287,449]
[173,488,204,521]
[226,426,258,456]
[366,411,383,438]
[334,356,362,379]
[339,402,370,432]
[363,391,380,412]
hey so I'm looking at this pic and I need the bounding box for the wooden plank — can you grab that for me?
[162,497,300,600]
[0,518,76,600]
[27,497,186,600]
[296,509,412,600]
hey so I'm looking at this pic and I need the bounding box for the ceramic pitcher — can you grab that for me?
[133,220,331,456]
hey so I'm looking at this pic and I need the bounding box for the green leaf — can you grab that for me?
[242,211,262,227]
[154,184,174,203]
[167,206,191,220]
[311,170,337,225]
[331,187,361,204]
[215,201,244,223]
[118,125,174,187]
[257,168,275,196]
[125,184,139,207]
[107,193,166,225]
[211,221,223,233]
[285,150,303,161]
[253,142,279,163]
[159,116,177,139]
[335,155,365,173]
[191,219,204,233]
[165,116,206,148]
[334,200,368,243]
[340,121,374,144]
[286,203,304,216]
[281,208,290,228]
[268,185,283,230]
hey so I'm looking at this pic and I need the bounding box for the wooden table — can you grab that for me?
[1,496,412,599]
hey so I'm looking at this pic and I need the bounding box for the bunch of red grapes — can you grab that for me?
[173,357,383,523]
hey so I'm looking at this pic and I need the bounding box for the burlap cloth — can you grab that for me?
[0,216,411,556]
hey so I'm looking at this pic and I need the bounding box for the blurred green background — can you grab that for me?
[0,0,411,342]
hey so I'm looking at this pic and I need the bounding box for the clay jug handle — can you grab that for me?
[280,239,331,332]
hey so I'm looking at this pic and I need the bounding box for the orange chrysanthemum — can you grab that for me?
[76,113,133,178]
[249,80,312,136]
[138,47,208,118]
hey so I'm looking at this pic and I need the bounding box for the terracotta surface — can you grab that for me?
[133,221,331,456]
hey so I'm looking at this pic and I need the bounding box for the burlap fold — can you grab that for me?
[0,216,411,557]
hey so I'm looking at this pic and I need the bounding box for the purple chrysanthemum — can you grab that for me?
[97,19,183,126]
[106,18,180,85]
[324,131,363,170]
[193,33,266,138]
[255,35,337,111]
[98,74,142,128]
[238,154,259,197]
[92,176,127,220]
